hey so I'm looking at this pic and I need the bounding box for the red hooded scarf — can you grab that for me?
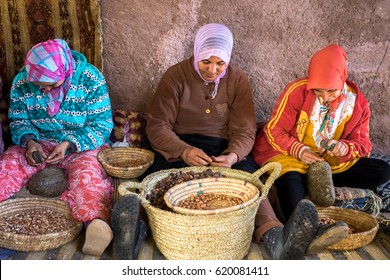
[307,44,347,91]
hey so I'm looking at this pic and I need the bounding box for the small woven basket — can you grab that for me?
[164,177,260,215]
[0,197,82,252]
[98,147,154,179]
[118,162,281,260]
[317,206,379,250]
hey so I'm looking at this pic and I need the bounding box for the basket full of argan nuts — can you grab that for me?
[117,162,282,260]
[163,177,260,215]
[0,197,82,252]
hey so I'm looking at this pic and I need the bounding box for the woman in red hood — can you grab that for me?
[252,44,390,224]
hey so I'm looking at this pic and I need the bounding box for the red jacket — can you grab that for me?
[252,78,372,166]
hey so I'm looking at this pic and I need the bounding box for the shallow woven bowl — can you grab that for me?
[164,177,260,215]
[98,147,154,179]
[0,197,82,252]
[317,206,379,250]
[118,162,282,260]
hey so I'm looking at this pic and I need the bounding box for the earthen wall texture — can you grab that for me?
[100,0,390,155]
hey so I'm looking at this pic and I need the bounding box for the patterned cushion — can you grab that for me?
[334,154,390,215]
[110,109,150,149]
[371,154,390,211]
[335,187,375,201]
[334,188,382,217]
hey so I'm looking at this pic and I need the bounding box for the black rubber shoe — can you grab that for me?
[263,199,318,260]
[263,227,283,259]
[111,195,140,260]
[306,221,349,255]
[279,199,318,259]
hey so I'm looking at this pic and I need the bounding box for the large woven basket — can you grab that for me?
[164,177,260,215]
[98,147,154,179]
[317,206,379,250]
[0,197,82,252]
[118,162,281,260]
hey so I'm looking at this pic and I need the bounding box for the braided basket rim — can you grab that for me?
[163,177,260,215]
[0,197,82,252]
[117,163,282,259]
[317,206,379,250]
[97,147,154,178]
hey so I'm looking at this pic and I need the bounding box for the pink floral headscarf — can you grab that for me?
[25,39,73,116]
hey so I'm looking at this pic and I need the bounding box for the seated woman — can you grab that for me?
[252,44,390,223]
[0,39,114,257]
[111,24,345,260]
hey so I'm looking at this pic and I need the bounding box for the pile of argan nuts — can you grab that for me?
[111,158,145,168]
[178,193,243,210]
[319,217,358,234]
[318,217,337,226]
[146,169,225,210]
[0,209,78,235]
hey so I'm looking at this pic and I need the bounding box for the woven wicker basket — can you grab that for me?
[118,162,281,260]
[164,177,260,215]
[317,206,379,250]
[0,197,82,252]
[98,147,154,179]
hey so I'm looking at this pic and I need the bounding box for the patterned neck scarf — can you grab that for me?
[193,23,233,88]
[316,86,346,144]
[306,44,348,147]
[25,39,74,116]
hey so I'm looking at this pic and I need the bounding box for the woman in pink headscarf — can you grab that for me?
[111,24,345,261]
[252,44,390,226]
[3,39,114,257]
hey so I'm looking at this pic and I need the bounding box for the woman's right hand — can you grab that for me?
[300,148,324,165]
[180,147,213,166]
[25,140,47,166]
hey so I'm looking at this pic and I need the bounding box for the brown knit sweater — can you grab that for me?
[146,57,256,162]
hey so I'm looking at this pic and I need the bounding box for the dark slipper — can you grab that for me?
[111,194,141,260]
[306,221,349,255]
[279,199,318,260]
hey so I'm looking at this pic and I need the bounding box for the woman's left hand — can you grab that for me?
[45,141,71,164]
[325,140,348,158]
[210,153,238,168]
[25,140,47,166]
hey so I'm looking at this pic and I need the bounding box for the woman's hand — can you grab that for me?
[45,141,71,164]
[25,140,47,166]
[300,148,324,165]
[180,147,213,166]
[324,140,348,158]
[210,153,238,168]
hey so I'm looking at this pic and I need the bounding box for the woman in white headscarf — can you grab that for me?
[111,23,346,261]
[145,23,257,170]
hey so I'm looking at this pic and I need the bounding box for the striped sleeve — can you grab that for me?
[264,79,308,158]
